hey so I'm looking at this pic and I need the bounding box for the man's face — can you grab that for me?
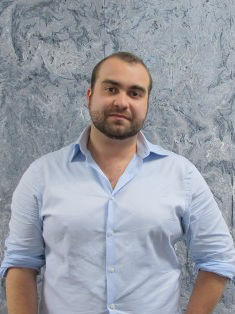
[86,57,150,140]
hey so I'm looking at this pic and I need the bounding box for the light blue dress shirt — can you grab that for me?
[1,125,235,314]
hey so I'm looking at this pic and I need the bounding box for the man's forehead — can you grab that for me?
[97,57,150,86]
[99,57,147,72]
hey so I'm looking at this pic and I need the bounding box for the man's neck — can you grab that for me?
[87,124,137,163]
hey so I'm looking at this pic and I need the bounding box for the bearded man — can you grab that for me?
[1,51,235,314]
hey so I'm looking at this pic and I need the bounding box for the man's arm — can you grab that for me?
[0,161,46,313]
[185,270,228,314]
[6,267,38,314]
[183,162,235,313]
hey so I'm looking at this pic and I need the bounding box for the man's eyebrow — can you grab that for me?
[101,79,146,94]
[130,85,146,94]
[102,79,121,86]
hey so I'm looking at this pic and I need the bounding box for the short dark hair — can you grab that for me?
[90,51,152,95]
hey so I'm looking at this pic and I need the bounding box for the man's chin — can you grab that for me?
[102,127,139,140]
[92,120,143,140]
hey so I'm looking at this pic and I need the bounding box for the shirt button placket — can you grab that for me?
[106,194,116,312]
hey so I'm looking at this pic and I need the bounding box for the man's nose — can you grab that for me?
[112,92,129,109]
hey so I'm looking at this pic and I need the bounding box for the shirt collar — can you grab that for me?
[70,125,169,162]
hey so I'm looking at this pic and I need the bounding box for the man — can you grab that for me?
[1,51,235,314]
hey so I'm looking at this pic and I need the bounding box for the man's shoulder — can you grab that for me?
[146,140,200,178]
[147,140,193,165]
[30,141,75,169]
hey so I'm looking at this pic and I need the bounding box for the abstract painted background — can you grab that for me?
[0,0,235,313]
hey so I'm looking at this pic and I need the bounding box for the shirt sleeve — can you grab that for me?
[183,161,235,281]
[0,160,45,278]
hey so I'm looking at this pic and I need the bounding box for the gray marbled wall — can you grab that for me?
[0,0,235,313]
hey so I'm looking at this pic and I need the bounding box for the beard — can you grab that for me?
[88,102,147,140]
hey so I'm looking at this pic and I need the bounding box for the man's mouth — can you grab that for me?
[108,114,130,120]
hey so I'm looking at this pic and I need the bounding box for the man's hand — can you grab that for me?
[185,270,228,314]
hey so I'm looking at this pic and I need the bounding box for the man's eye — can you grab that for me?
[106,87,117,93]
[129,90,140,97]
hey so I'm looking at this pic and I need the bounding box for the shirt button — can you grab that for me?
[109,196,114,201]
[107,230,114,237]
[108,267,115,273]
[109,304,115,309]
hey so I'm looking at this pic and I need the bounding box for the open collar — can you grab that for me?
[70,125,169,162]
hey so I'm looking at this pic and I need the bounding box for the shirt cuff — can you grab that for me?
[195,261,235,281]
[0,254,45,278]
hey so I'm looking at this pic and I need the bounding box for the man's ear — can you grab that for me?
[86,87,92,109]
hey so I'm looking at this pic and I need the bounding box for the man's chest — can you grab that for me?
[104,167,126,189]
[98,163,130,189]
[41,170,185,248]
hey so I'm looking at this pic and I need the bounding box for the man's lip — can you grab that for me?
[108,114,130,120]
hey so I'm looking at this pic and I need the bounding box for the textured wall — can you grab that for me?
[0,0,235,313]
